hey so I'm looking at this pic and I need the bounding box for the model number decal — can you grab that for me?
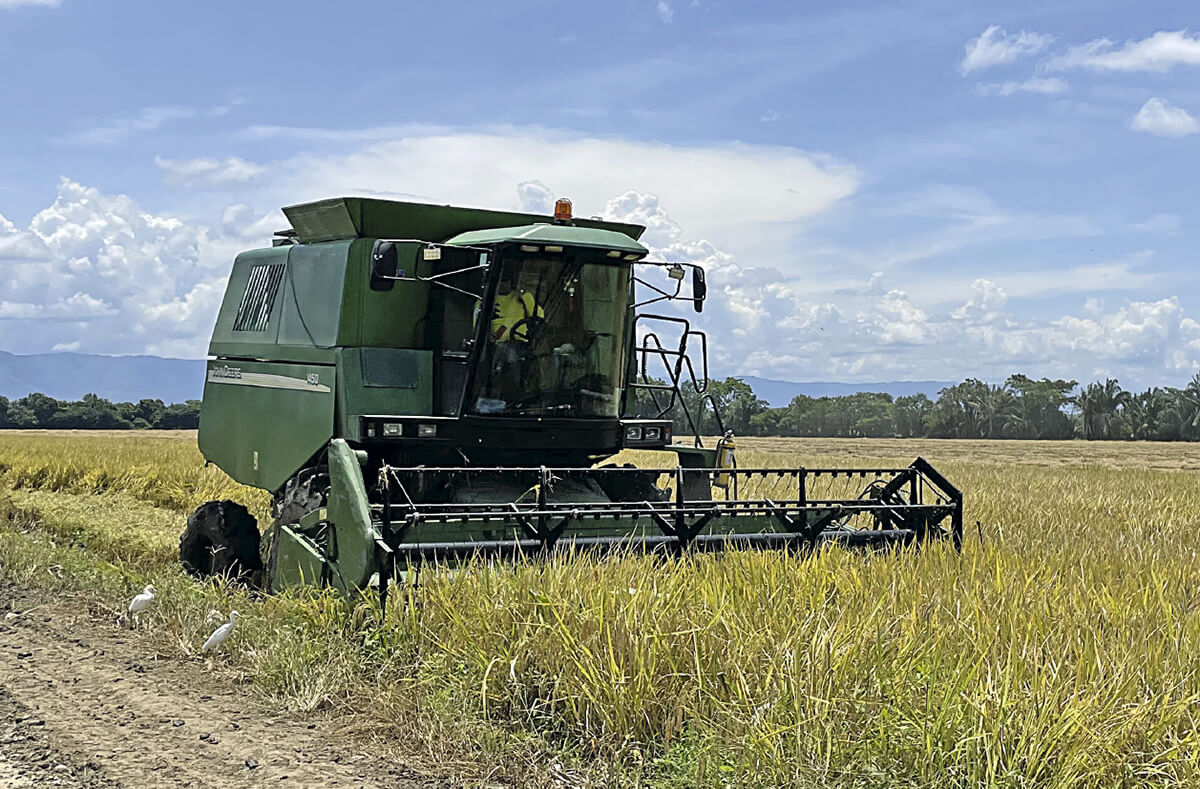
[208,367,331,393]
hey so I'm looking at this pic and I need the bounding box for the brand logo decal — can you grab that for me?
[210,365,243,380]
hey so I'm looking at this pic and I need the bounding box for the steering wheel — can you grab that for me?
[508,315,547,344]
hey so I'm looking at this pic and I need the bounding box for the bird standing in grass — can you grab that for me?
[202,610,238,652]
[128,585,155,618]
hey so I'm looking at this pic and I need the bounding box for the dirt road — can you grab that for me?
[0,591,443,788]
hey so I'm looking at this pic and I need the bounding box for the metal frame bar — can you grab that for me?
[371,459,963,564]
[631,313,724,444]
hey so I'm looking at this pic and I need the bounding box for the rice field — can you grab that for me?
[1,430,1199,787]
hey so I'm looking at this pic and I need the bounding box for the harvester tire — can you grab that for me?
[180,500,263,584]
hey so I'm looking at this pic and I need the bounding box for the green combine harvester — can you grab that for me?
[180,196,963,595]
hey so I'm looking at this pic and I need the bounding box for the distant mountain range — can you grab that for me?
[0,350,953,407]
[0,351,205,403]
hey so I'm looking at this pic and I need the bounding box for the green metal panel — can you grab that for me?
[339,239,431,349]
[336,348,433,438]
[197,359,336,491]
[270,440,381,594]
[325,439,380,592]
[207,246,290,356]
[275,241,350,348]
[282,197,646,244]
[272,525,327,592]
[207,342,337,365]
[445,223,648,255]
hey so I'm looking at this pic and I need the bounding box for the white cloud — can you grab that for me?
[656,0,673,23]
[1131,98,1199,137]
[960,25,1054,74]
[265,127,860,254]
[1134,213,1180,233]
[0,293,116,320]
[1048,30,1200,73]
[975,77,1067,96]
[154,155,266,185]
[760,109,782,122]
[0,0,59,7]
[3,129,1196,388]
[583,189,1192,387]
[515,180,556,214]
[57,104,233,146]
[951,279,1008,323]
[0,178,238,358]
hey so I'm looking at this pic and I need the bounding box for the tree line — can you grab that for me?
[636,373,1200,441]
[6,371,1200,439]
[0,393,200,430]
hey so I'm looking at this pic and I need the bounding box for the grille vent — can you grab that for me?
[232,264,284,332]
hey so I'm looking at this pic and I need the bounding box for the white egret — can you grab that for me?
[128,585,156,615]
[202,610,239,652]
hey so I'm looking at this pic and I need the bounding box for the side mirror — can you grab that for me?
[370,240,399,291]
[692,266,706,313]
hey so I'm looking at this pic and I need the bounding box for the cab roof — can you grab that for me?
[282,196,646,245]
[444,222,648,255]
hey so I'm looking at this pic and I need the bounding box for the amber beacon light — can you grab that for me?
[554,197,573,221]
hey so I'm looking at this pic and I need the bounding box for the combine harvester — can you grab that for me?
[180,196,963,595]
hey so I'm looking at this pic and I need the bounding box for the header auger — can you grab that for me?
[180,195,963,595]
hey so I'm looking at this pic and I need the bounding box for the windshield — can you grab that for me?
[468,253,631,418]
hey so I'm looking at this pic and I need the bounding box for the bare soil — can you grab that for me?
[0,588,445,789]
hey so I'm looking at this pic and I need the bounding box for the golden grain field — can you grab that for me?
[1,430,1198,787]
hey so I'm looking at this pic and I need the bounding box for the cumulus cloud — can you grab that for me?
[588,191,1193,386]
[1048,30,1200,73]
[154,155,266,185]
[960,25,1054,74]
[656,0,673,23]
[0,0,59,8]
[1131,98,1199,137]
[515,180,556,214]
[0,178,239,357]
[951,279,1008,324]
[975,77,1067,96]
[3,154,1196,388]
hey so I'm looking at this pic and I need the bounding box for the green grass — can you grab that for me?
[2,432,1200,786]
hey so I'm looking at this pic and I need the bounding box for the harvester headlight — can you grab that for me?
[625,425,642,441]
[624,253,641,261]
[644,426,661,441]
[417,424,438,438]
[382,423,402,437]
[544,245,563,253]
[607,250,622,258]
[520,244,540,253]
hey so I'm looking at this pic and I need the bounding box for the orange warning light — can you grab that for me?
[554,198,573,222]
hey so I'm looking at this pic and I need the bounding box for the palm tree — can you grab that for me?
[1075,379,1129,440]
[1124,389,1157,441]
[969,384,1017,439]
[1177,373,1200,440]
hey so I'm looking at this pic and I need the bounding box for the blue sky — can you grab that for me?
[1,0,1199,388]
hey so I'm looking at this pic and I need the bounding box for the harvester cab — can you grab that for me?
[181,196,963,595]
